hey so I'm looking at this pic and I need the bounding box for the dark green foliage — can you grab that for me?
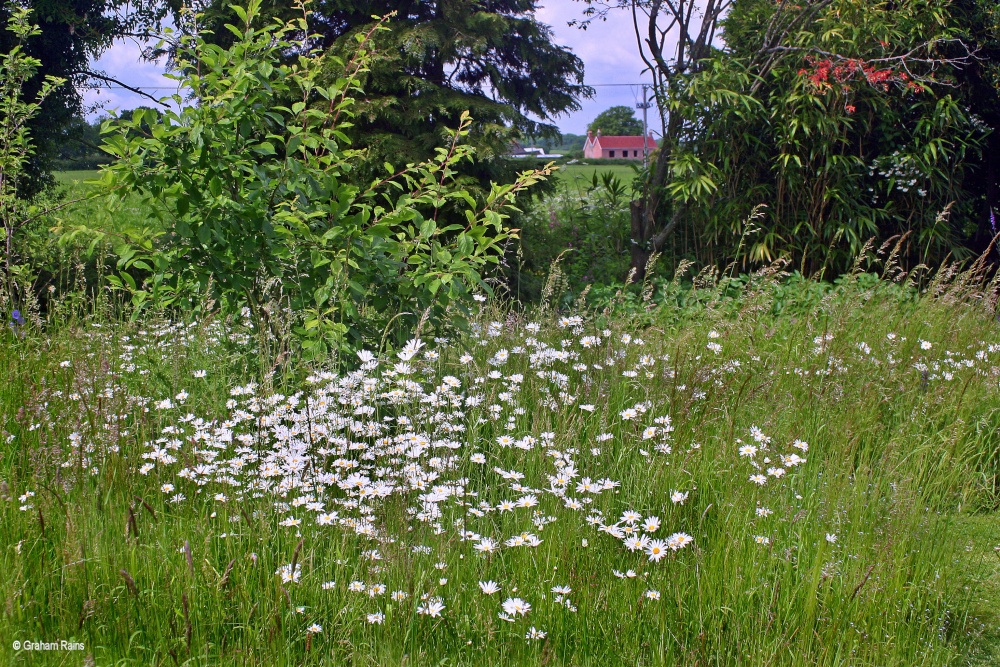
[165,0,590,191]
[587,105,644,136]
[617,0,992,276]
[682,0,986,272]
[950,0,1000,252]
[0,0,165,197]
[0,6,66,306]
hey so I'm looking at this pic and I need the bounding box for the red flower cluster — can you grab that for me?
[797,56,914,93]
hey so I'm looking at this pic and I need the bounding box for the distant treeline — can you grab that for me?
[52,116,112,171]
[530,133,586,155]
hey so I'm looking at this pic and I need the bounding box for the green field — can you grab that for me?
[53,169,101,184]
[553,163,639,186]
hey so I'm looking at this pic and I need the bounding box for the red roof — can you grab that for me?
[594,135,657,149]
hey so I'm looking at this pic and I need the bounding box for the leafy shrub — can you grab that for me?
[513,171,633,301]
[0,5,64,313]
[96,2,547,358]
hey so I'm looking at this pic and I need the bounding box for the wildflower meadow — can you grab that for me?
[3,1,1000,664]
[3,263,1000,665]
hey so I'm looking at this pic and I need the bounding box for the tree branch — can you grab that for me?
[69,71,170,107]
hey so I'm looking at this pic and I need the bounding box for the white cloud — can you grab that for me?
[82,39,177,119]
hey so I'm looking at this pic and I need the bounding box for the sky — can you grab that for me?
[82,0,661,137]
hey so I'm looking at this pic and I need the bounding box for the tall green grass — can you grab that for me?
[1,270,999,666]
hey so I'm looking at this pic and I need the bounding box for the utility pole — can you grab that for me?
[636,83,652,167]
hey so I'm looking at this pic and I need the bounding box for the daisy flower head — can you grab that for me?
[502,597,531,617]
[417,599,445,617]
[397,338,425,362]
[479,581,501,595]
[645,539,669,562]
[620,510,642,524]
[667,532,694,550]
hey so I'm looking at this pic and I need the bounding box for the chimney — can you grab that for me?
[587,129,593,139]
[596,129,601,137]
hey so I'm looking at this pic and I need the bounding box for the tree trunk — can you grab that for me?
[629,199,652,282]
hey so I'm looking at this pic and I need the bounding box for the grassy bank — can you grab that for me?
[1,272,999,665]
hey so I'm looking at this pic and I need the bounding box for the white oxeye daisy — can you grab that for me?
[645,589,661,600]
[502,597,531,616]
[667,532,694,550]
[367,612,385,624]
[416,599,445,617]
[307,623,322,633]
[397,338,425,362]
[645,539,668,562]
[620,510,642,524]
[479,581,501,595]
[670,490,688,504]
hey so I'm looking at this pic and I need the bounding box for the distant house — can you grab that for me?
[583,130,657,160]
[508,141,563,159]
